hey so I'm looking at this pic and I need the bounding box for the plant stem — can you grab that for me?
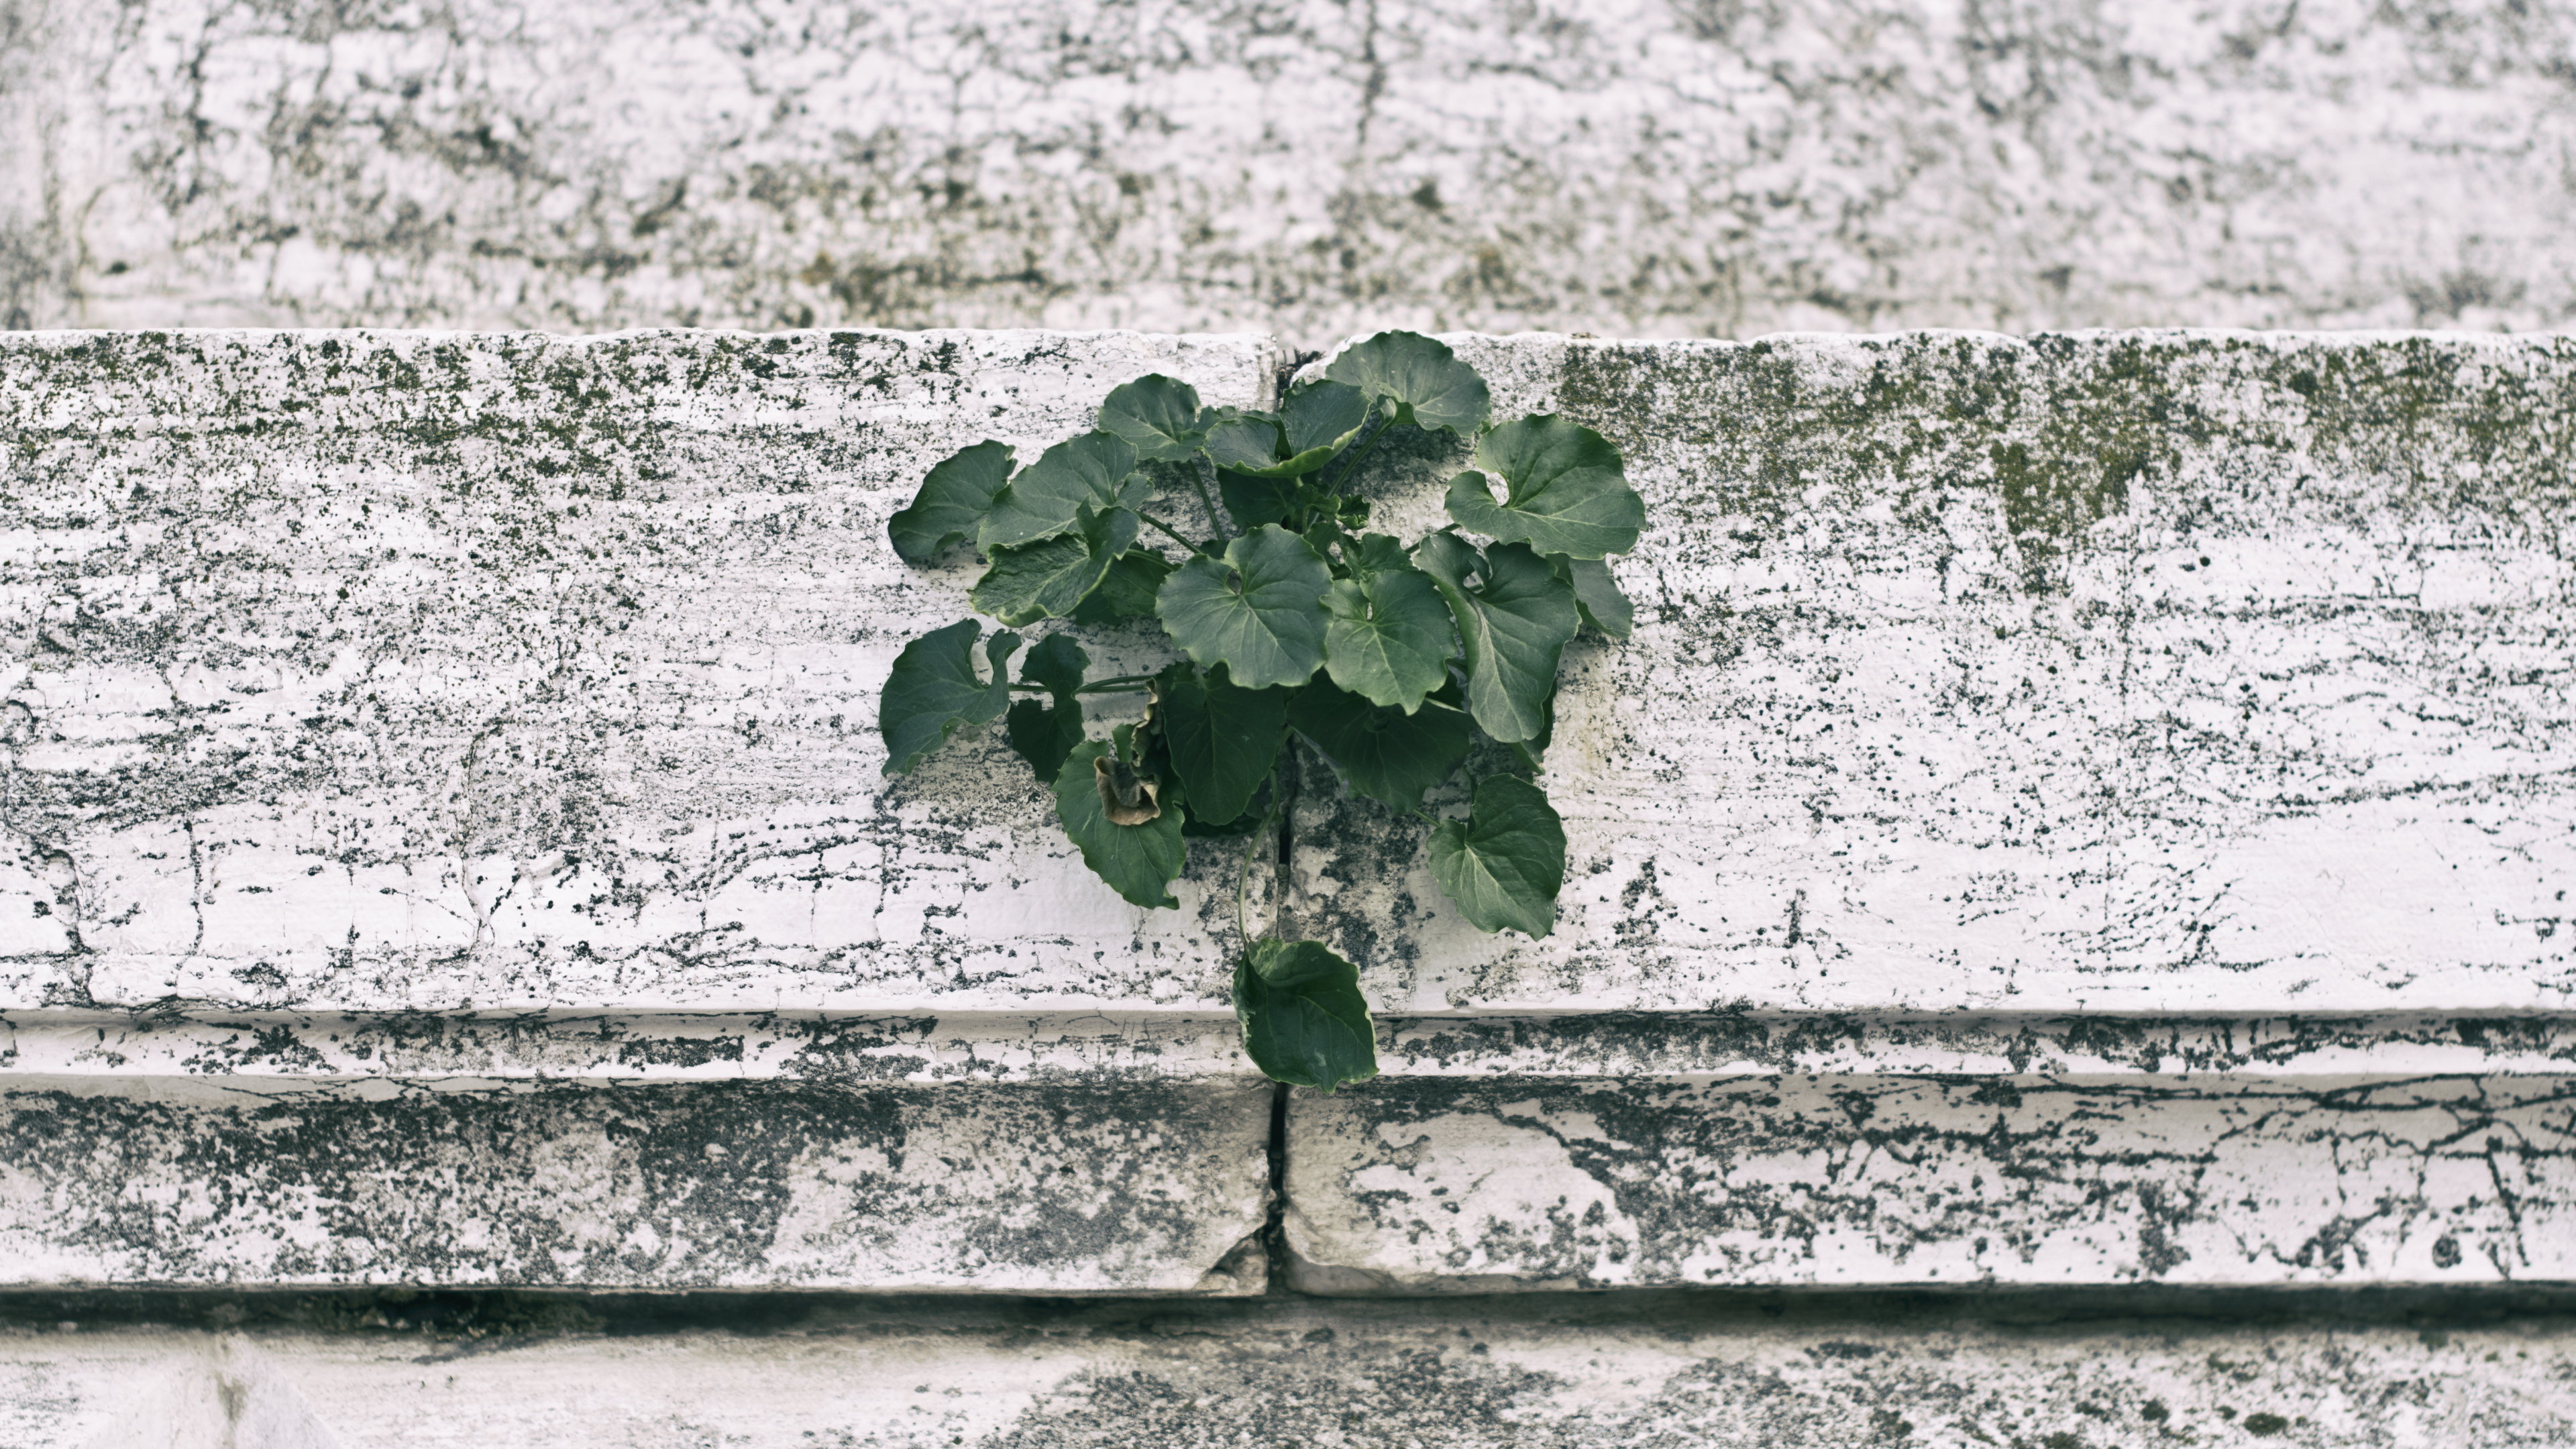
[1137,511,1217,557]
[1189,460,1228,538]
[1008,674,1156,695]
[1320,412,1398,498]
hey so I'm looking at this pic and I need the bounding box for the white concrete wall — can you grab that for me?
[6,1,2575,342]
[1,325,2569,1310]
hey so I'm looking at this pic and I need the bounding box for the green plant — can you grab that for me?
[879,332,1643,1090]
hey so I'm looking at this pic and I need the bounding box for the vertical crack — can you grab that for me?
[1260,741,1303,1291]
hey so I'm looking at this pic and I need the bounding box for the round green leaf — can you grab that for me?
[1053,739,1188,909]
[1281,380,1370,455]
[1444,415,1644,559]
[1157,664,1291,828]
[1232,938,1379,1091]
[879,620,1019,777]
[1156,525,1332,690]
[1321,545,1453,713]
[969,506,1140,626]
[1099,374,1208,462]
[888,440,1014,564]
[1287,678,1472,810]
[1426,774,1566,938]
[979,431,1148,549]
[1322,331,1489,435]
[1411,534,1578,743]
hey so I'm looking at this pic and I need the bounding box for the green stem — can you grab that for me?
[1189,460,1229,538]
[1008,674,1156,695]
[1137,511,1217,558]
[1320,412,1398,498]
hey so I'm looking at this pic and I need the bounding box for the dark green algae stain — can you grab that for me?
[1554,330,2576,594]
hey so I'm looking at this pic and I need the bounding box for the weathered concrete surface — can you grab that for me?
[0,328,1281,1014]
[1287,1073,2576,1293]
[0,1078,1271,1292]
[7,1295,2576,1446]
[14,1009,2575,1086]
[0,1010,1253,1084]
[1290,330,2576,1018]
[7,1,2575,343]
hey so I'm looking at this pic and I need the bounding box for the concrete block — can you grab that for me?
[0,1077,1271,1292]
[1290,331,2576,1018]
[1286,1073,2576,1293]
[0,328,1281,1014]
[10,0,2574,339]
[5,1297,2576,1446]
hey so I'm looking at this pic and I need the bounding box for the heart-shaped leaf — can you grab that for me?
[1288,678,1472,810]
[1157,525,1332,690]
[1233,937,1378,1091]
[1444,415,1644,559]
[1411,534,1578,743]
[1427,774,1566,937]
[1054,739,1188,908]
[888,440,1014,564]
[1322,331,1489,435]
[1004,633,1090,784]
[979,432,1148,549]
[879,620,1019,777]
[1099,374,1207,462]
[1157,664,1291,827]
[969,506,1140,626]
[1069,549,1174,625]
[1281,380,1371,455]
[1551,553,1634,638]
[1322,537,1453,713]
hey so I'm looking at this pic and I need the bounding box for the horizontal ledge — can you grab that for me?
[4,1008,2573,1085]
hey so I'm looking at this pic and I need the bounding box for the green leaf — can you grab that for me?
[1426,775,1566,938]
[1203,411,1286,472]
[1068,549,1174,625]
[1155,665,1290,828]
[1233,937,1378,1091]
[1053,739,1188,908]
[879,620,1019,777]
[1018,631,1089,700]
[1182,778,1273,839]
[1004,634,1090,784]
[1157,524,1332,690]
[979,432,1149,549]
[1287,678,1472,810]
[1217,469,1298,529]
[1411,535,1578,743]
[969,506,1140,626]
[1444,415,1644,559]
[1322,331,1489,435]
[1099,375,1207,462]
[1321,539,1453,713]
[1551,554,1635,639]
[888,441,1014,564]
[1281,380,1370,455]
[1005,698,1084,785]
[1205,410,1334,480]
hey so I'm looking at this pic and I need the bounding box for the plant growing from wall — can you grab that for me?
[879,333,1643,1091]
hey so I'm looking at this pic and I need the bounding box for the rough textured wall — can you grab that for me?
[5,0,2574,342]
